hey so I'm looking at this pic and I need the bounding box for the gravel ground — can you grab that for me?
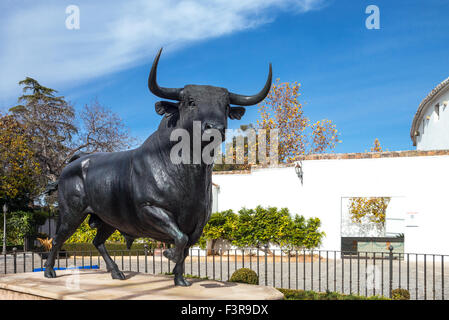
[1,252,448,300]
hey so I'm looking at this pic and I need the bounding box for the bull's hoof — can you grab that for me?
[163,248,182,264]
[111,269,126,280]
[174,276,191,287]
[44,266,56,278]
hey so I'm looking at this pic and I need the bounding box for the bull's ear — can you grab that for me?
[155,101,179,115]
[229,106,246,120]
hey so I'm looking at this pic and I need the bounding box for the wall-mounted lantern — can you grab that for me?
[294,161,303,185]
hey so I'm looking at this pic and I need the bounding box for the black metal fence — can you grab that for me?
[1,246,447,300]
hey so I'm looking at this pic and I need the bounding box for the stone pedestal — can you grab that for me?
[0,270,283,300]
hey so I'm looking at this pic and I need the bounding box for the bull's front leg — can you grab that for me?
[140,205,188,266]
[172,247,191,286]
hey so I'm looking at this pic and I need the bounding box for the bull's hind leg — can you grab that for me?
[140,205,188,265]
[92,220,125,280]
[44,208,87,278]
[45,177,88,278]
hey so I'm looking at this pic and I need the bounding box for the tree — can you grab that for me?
[0,114,41,253]
[348,197,390,236]
[70,99,136,154]
[200,210,237,254]
[197,206,325,253]
[9,77,77,185]
[231,206,293,251]
[370,138,383,152]
[0,114,40,206]
[258,79,340,162]
[213,124,254,171]
[10,78,136,187]
[285,216,325,250]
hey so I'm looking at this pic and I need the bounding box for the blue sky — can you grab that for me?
[1,0,448,153]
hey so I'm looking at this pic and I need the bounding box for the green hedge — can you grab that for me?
[61,242,157,255]
[278,288,390,300]
[199,206,325,250]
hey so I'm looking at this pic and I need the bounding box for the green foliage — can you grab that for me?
[64,215,160,252]
[66,207,325,252]
[229,268,259,285]
[0,114,40,206]
[278,289,390,300]
[32,210,52,226]
[196,236,207,250]
[391,288,410,300]
[0,211,44,245]
[231,206,292,249]
[285,216,325,250]
[66,216,125,244]
[199,210,237,250]
[204,206,325,250]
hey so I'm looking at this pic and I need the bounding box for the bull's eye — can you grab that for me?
[188,99,195,107]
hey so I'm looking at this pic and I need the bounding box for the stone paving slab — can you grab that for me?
[0,270,284,300]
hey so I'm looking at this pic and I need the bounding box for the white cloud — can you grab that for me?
[0,0,326,105]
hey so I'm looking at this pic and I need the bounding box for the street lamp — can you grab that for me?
[2,203,7,255]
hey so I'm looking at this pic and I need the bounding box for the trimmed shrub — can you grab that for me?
[229,268,259,285]
[278,288,390,300]
[391,288,410,300]
[61,242,156,255]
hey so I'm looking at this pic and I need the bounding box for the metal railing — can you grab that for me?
[1,246,447,300]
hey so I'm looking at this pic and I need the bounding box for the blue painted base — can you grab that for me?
[33,265,99,272]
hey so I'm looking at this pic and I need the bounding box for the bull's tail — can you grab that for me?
[67,151,89,163]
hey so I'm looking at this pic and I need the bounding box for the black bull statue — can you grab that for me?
[44,48,272,286]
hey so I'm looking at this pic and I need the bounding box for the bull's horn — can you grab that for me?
[229,63,272,106]
[148,48,182,101]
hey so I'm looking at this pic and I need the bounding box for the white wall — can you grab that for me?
[417,88,449,150]
[212,155,449,255]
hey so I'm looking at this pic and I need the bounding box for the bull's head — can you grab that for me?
[148,48,272,138]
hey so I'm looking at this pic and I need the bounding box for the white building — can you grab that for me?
[212,150,449,255]
[411,76,449,150]
[211,77,449,256]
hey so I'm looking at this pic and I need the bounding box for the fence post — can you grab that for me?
[389,245,394,298]
[13,247,17,273]
[264,245,268,286]
[144,244,148,273]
